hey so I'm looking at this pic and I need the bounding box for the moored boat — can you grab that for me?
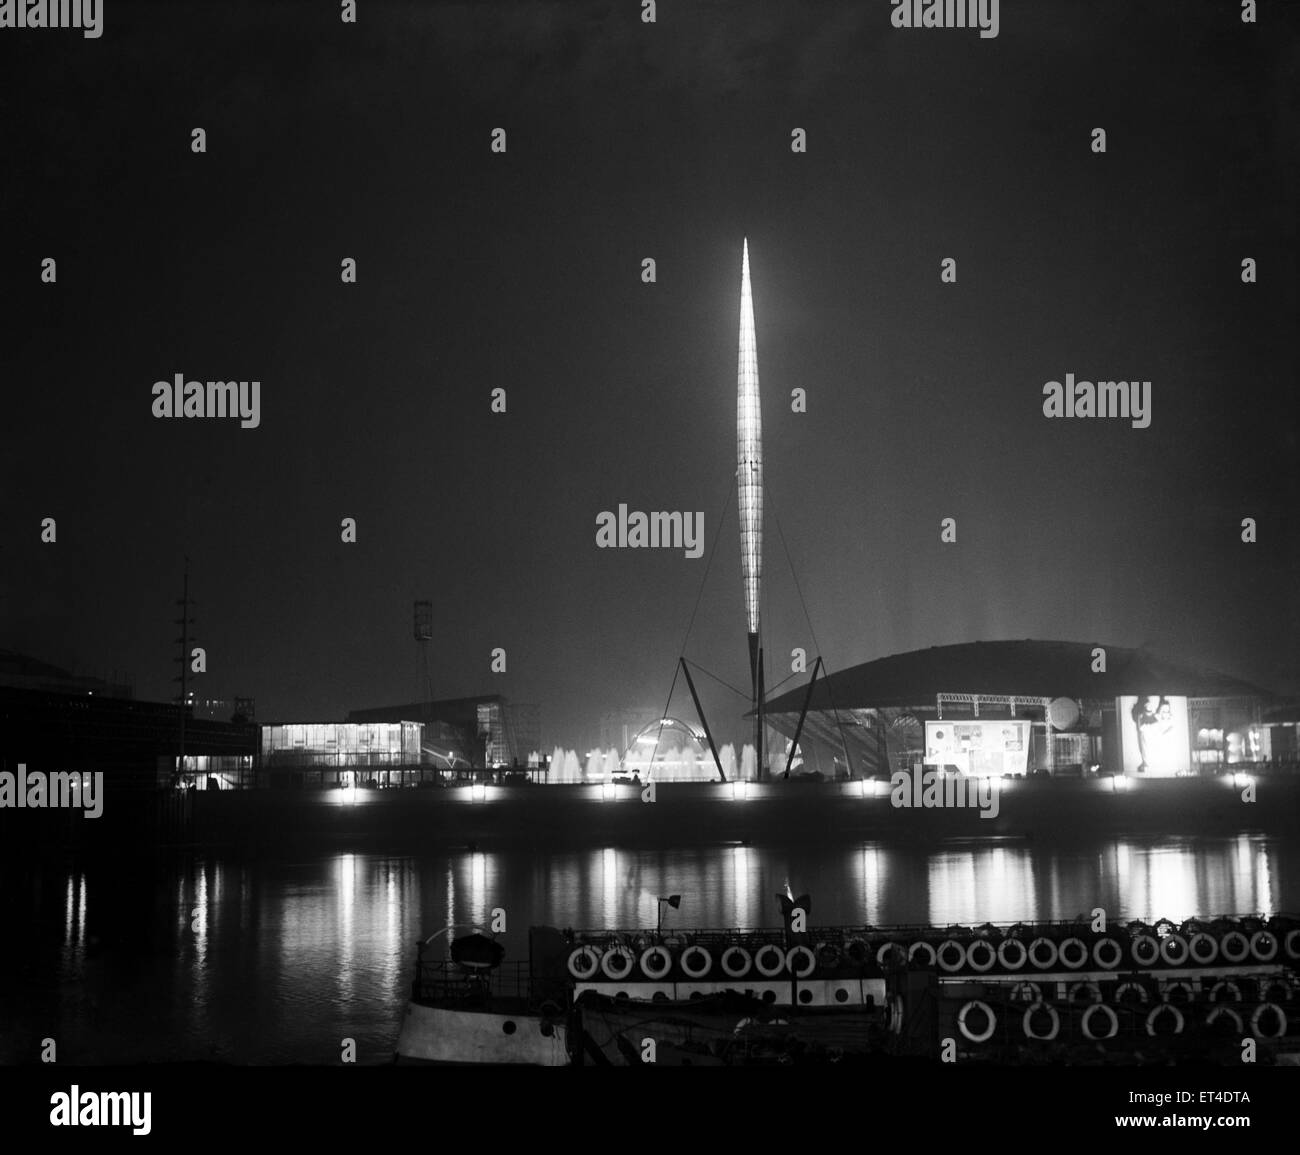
[394,927,570,1065]
[397,910,1300,1065]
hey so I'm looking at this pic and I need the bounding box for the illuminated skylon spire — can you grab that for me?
[737,239,765,773]
[737,237,763,640]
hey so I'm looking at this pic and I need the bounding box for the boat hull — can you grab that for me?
[395,1001,568,1065]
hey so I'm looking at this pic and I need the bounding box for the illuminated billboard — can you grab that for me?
[1117,695,1192,777]
[924,720,1031,777]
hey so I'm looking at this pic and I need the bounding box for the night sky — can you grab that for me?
[3,0,1296,753]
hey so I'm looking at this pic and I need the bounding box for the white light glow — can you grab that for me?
[62,871,85,973]
[731,845,754,925]
[470,852,487,918]
[857,846,884,924]
[602,847,618,927]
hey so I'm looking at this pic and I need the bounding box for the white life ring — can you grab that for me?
[816,942,842,970]
[1188,932,1218,965]
[998,938,1028,971]
[887,993,905,1034]
[1129,935,1159,967]
[1114,981,1149,1005]
[1059,937,1088,970]
[639,945,673,981]
[721,945,752,978]
[1249,931,1278,962]
[680,944,713,979]
[1205,1005,1243,1034]
[876,941,906,969]
[1092,937,1122,969]
[787,945,816,979]
[1161,980,1194,1005]
[937,940,968,973]
[1250,1002,1287,1039]
[1208,979,1240,1004]
[908,940,937,966]
[1262,976,1294,1003]
[1022,1001,1060,1041]
[845,937,870,965]
[600,945,635,980]
[567,945,601,980]
[1028,937,1059,970]
[1285,928,1300,961]
[1068,980,1102,1006]
[1218,930,1250,963]
[1145,1003,1185,1036]
[1009,980,1041,1004]
[1081,1002,1119,1040]
[966,940,996,973]
[958,1000,996,1044]
[755,943,786,978]
[1159,934,1189,966]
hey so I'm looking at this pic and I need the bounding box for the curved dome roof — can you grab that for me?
[762,640,1274,715]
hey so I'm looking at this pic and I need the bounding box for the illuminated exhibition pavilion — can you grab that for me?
[761,639,1292,782]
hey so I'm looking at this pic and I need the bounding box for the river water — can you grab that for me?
[1,833,1295,1064]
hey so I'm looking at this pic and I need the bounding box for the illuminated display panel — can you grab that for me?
[924,720,1031,777]
[1117,695,1192,777]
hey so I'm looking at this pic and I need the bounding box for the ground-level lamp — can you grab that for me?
[657,894,681,937]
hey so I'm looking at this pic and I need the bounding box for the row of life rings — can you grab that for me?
[1143,1002,1289,1039]
[570,924,1300,982]
[1130,929,1279,967]
[1045,976,1292,1008]
[879,927,1284,973]
[566,942,820,982]
[953,1000,1063,1043]
[890,934,1100,972]
[955,999,1289,1044]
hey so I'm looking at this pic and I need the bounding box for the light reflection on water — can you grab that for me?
[0,833,1294,1065]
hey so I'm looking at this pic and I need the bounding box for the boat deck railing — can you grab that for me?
[411,957,526,1004]
[411,954,569,1011]
[564,913,1291,948]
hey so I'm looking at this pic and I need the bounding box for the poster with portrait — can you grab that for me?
[1117,695,1192,777]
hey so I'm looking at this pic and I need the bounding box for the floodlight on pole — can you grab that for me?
[657,894,682,937]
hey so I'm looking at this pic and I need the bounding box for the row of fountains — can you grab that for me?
[532,742,778,784]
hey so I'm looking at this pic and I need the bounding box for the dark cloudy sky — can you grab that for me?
[3,0,1296,752]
